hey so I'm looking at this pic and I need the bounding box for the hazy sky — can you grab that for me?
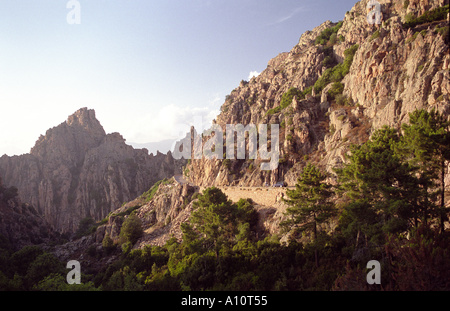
[0,0,358,156]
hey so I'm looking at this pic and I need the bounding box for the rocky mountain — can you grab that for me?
[183,0,450,188]
[20,0,449,280]
[1,0,449,271]
[0,108,185,234]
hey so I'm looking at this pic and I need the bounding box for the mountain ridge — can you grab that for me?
[183,0,450,188]
[0,108,185,234]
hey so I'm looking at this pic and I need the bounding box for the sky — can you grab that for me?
[0,0,359,156]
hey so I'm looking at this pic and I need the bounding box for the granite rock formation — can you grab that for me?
[0,108,184,233]
[183,0,450,188]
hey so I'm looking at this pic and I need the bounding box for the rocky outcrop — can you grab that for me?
[57,179,287,262]
[0,108,185,233]
[343,0,450,129]
[80,178,199,249]
[184,0,450,187]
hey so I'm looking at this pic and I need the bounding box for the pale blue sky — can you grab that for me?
[0,0,358,156]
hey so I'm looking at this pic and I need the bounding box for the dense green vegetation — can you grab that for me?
[266,87,302,115]
[314,44,358,95]
[0,243,98,291]
[315,21,343,46]
[434,25,449,42]
[404,5,449,29]
[266,86,314,116]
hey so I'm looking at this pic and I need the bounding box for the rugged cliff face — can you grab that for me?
[184,0,450,188]
[0,108,184,233]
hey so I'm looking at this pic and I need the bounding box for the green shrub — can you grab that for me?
[322,46,338,69]
[102,234,116,254]
[435,26,449,42]
[329,33,338,45]
[314,68,333,94]
[404,13,415,24]
[369,30,380,41]
[302,86,313,97]
[315,21,343,45]
[266,87,303,116]
[121,241,133,254]
[222,159,232,171]
[74,217,96,239]
[266,107,278,116]
[248,162,254,171]
[141,178,172,203]
[25,253,66,287]
[335,94,349,106]
[322,56,333,68]
[119,214,143,245]
[280,87,302,108]
[314,44,358,94]
[406,31,420,43]
[34,273,99,291]
[328,82,344,101]
[10,246,44,276]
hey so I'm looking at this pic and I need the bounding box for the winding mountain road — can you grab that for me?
[174,175,292,206]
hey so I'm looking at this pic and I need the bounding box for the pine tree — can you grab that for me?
[282,163,336,241]
[190,187,243,257]
[336,127,416,237]
[401,109,450,232]
[119,214,143,245]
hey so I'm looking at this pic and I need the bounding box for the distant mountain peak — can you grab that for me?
[30,108,106,160]
[0,106,185,233]
[66,107,106,136]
